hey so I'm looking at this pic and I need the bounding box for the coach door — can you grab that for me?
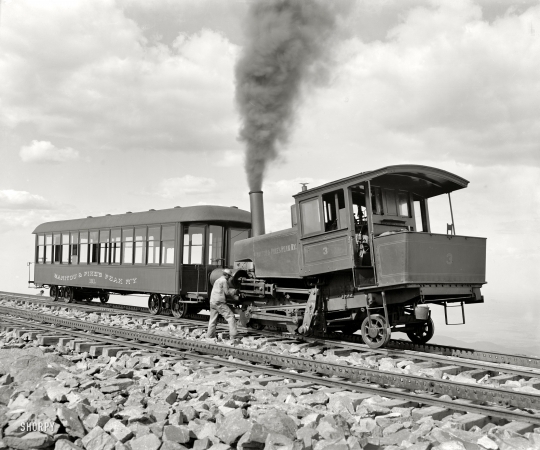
[181,224,224,296]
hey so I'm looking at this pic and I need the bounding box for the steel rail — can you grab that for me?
[1,316,540,426]
[7,294,539,380]
[4,291,540,371]
[1,304,540,419]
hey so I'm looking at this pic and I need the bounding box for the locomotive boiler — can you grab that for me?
[222,164,486,348]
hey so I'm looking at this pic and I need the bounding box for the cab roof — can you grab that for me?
[293,164,469,199]
[33,205,251,234]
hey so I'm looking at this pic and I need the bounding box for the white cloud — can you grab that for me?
[215,150,244,168]
[0,190,56,210]
[292,0,540,170]
[155,175,218,199]
[0,1,240,155]
[19,140,79,163]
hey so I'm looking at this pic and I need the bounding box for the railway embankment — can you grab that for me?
[0,329,539,450]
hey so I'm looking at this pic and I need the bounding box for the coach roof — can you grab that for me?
[33,205,251,234]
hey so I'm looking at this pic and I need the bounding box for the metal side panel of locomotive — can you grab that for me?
[231,164,487,348]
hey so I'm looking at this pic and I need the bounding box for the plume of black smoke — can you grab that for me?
[235,0,345,191]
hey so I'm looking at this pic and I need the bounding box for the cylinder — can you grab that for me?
[249,191,266,237]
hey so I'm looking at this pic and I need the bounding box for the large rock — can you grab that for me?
[297,426,318,450]
[55,440,84,450]
[163,425,193,444]
[216,409,251,445]
[3,431,53,449]
[258,409,297,440]
[81,426,116,450]
[264,433,294,450]
[237,423,269,450]
[130,433,162,450]
[45,383,71,402]
[316,420,345,441]
[297,391,329,406]
[83,413,110,431]
[327,393,368,414]
[103,418,133,443]
[57,406,86,438]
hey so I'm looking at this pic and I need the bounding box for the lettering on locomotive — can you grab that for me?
[254,243,297,258]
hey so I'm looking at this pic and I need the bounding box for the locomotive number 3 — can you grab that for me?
[446,253,453,265]
[323,247,328,255]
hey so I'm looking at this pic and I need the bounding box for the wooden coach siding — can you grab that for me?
[34,264,179,295]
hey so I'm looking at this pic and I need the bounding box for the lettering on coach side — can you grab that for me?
[254,243,297,258]
[53,272,137,285]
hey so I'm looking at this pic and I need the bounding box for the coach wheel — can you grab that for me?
[50,286,58,301]
[171,295,189,318]
[148,293,162,315]
[63,287,74,304]
[361,314,391,349]
[99,292,109,304]
[406,317,435,344]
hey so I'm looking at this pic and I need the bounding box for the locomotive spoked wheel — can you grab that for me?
[148,293,162,315]
[171,295,189,318]
[360,314,391,349]
[99,292,110,304]
[406,317,435,344]
[62,287,74,303]
[50,286,58,302]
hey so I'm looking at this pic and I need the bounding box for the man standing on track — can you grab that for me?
[206,268,238,342]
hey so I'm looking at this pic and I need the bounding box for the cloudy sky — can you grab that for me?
[1,0,539,352]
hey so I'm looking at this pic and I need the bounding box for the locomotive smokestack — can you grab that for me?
[249,191,266,237]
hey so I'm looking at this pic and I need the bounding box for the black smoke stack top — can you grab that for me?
[249,191,266,237]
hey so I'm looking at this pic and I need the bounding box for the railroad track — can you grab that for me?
[1,293,540,427]
[2,290,540,370]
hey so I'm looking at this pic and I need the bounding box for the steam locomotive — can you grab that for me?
[31,165,486,348]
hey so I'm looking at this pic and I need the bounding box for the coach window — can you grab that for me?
[36,235,45,264]
[70,232,79,264]
[110,229,121,264]
[134,227,146,264]
[147,227,160,264]
[45,234,52,263]
[208,225,224,265]
[122,228,133,264]
[79,231,88,264]
[53,234,61,263]
[161,225,175,265]
[228,228,250,265]
[89,231,99,263]
[183,225,203,264]
[300,198,323,236]
[62,233,69,264]
[99,230,110,264]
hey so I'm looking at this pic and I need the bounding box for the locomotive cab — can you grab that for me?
[233,165,486,348]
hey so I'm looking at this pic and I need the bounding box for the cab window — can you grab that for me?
[322,189,346,232]
[300,198,322,236]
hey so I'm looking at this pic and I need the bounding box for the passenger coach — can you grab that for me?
[32,206,251,316]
